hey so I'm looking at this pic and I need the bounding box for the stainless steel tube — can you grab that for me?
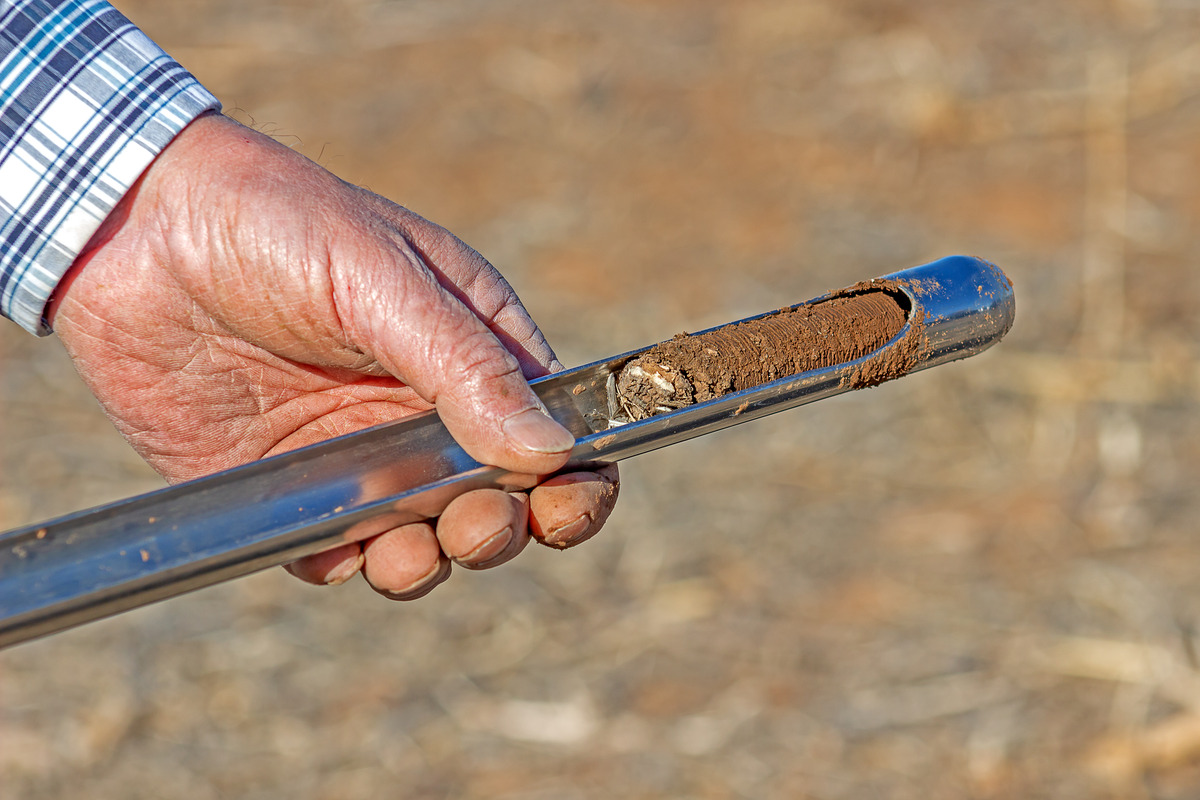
[0,255,1015,648]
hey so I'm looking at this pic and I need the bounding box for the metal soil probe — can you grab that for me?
[0,255,1015,648]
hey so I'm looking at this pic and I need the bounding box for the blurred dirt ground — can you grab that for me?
[5,1,1200,797]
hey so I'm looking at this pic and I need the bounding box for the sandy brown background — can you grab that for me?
[5,1,1200,797]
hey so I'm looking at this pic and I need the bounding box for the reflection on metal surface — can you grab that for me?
[0,256,1014,648]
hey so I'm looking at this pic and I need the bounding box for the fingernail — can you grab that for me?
[502,408,575,454]
[326,552,365,586]
[453,526,514,569]
[379,558,451,600]
[543,514,591,548]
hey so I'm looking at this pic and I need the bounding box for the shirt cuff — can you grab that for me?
[0,0,221,335]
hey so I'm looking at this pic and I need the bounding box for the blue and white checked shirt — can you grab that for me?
[0,0,219,334]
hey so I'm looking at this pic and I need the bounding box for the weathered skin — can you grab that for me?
[50,112,619,599]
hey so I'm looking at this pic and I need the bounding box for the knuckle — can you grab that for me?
[441,325,523,387]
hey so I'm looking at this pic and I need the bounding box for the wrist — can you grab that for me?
[45,181,138,327]
[45,111,231,327]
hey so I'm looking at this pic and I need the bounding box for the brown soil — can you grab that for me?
[615,286,909,420]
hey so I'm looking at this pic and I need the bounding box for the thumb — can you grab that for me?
[333,235,575,476]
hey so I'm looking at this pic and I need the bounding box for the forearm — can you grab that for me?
[0,0,219,334]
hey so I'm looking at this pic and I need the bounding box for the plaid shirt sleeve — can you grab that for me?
[0,0,220,334]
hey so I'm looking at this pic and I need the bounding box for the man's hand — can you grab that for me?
[49,112,618,599]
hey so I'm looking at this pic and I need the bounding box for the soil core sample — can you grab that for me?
[614,285,914,421]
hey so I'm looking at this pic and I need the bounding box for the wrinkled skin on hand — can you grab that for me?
[49,112,618,599]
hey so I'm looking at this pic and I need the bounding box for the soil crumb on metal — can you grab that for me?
[614,285,918,421]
